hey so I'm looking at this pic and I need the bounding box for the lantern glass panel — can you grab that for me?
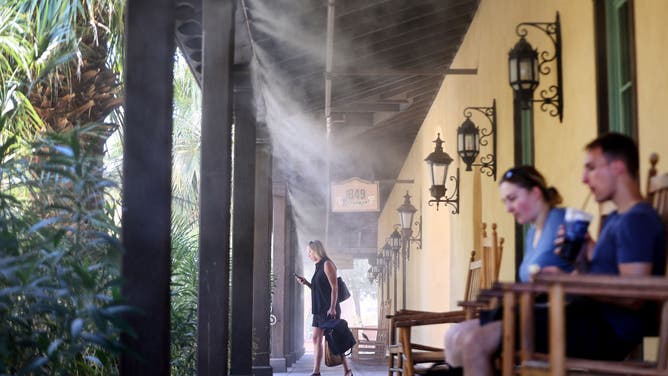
[399,210,414,231]
[429,162,448,187]
[519,57,538,90]
[509,56,518,87]
[465,132,479,153]
[457,132,465,153]
[390,230,402,250]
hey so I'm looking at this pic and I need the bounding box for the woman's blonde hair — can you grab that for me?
[308,240,328,259]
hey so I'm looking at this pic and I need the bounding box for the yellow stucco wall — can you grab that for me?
[635,0,668,184]
[377,0,668,348]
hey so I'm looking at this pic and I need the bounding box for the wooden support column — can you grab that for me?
[285,206,304,363]
[230,68,255,376]
[270,182,288,372]
[120,0,174,374]
[198,0,235,374]
[253,128,273,376]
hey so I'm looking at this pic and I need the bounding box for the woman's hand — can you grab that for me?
[294,274,310,288]
[327,306,336,318]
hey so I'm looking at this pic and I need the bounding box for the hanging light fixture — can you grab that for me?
[424,134,459,214]
[389,228,402,254]
[396,191,422,254]
[508,36,539,107]
[508,12,563,121]
[397,192,417,234]
[381,242,392,268]
[457,100,497,180]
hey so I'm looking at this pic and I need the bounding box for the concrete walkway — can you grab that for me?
[274,354,389,376]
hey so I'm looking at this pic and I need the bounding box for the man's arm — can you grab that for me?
[603,208,658,308]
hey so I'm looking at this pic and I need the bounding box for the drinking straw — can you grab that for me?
[581,191,592,210]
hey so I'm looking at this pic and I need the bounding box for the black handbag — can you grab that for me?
[337,277,350,302]
[320,318,356,355]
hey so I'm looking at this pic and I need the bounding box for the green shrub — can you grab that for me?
[169,216,198,375]
[0,125,129,375]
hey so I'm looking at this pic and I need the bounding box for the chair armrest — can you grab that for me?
[394,310,468,327]
[410,343,443,352]
[499,274,668,300]
[387,309,445,319]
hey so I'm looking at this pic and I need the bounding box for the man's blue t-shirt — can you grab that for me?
[520,207,573,282]
[589,202,666,342]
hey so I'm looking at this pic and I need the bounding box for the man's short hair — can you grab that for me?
[585,132,639,179]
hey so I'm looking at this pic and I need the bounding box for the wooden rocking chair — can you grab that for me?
[392,223,505,376]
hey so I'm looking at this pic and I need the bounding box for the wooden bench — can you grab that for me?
[351,299,391,360]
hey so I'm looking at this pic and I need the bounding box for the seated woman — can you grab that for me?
[443,165,572,374]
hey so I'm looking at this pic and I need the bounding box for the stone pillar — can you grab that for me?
[270,182,288,371]
[230,68,255,376]
[253,128,273,376]
[287,208,305,362]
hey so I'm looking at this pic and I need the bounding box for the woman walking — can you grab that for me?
[295,240,353,376]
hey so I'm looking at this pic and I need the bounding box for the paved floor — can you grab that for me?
[274,354,389,376]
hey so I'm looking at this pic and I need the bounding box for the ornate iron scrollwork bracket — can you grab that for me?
[516,12,563,122]
[462,100,497,180]
[427,168,460,214]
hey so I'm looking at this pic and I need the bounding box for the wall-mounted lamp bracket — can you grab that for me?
[427,167,460,214]
[409,216,422,250]
[461,99,497,180]
[515,12,563,121]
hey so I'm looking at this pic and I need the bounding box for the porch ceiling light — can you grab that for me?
[457,100,497,180]
[424,133,459,214]
[389,228,402,253]
[508,12,563,121]
[396,191,422,253]
[381,242,392,264]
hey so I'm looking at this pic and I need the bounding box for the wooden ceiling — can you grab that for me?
[174,0,479,209]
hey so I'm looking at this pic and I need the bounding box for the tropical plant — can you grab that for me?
[169,216,199,375]
[171,53,202,217]
[0,0,125,152]
[0,125,128,374]
[0,2,44,144]
[169,52,201,375]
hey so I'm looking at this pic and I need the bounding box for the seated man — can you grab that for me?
[444,133,666,376]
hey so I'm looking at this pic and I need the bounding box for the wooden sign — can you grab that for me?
[331,178,379,212]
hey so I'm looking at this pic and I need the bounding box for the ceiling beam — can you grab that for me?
[330,100,410,113]
[330,68,477,77]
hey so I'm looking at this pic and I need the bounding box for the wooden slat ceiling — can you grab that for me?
[175,0,479,207]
